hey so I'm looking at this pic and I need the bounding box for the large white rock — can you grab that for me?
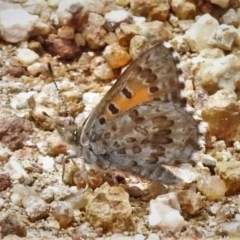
[185,14,219,52]
[0,2,39,43]
[148,193,186,232]
[4,156,28,180]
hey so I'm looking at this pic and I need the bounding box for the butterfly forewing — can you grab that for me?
[80,43,199,184]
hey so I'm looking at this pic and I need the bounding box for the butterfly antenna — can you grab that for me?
[47,63,67,116]
[47,63,58,90]
[47,63,76,181]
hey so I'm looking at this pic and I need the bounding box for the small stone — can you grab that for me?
[199,47,224,58]
[197,175,227,200]
[57,26,75,40]
[198,55,240,93]
[129,35,149,59]
[217,221,240,237]
[103,43,131,69]
[22,0,48,15]
[208,24,237,51]
[56,0,84,25]
[0,197,4,209]
[221,8,239,27]
[201,90,240,142]
[62,160,81,186]
[4,157,28,180]
[82,92,102,112]
[0,172,11,191]
[47,219,61,230]
[126,185,145,198]
[65,189,90,209]
[88,11,105,27]
[7,65,26,77]
[171,0,196,19]
[16,48,39,66]
[70,222,99,239]
[234,141,240,152]
[167,163,200,184]
[148,192,186,232]
[93,63,114,81]
[27,62,46,76]
[169,35,190,52]
[45,34,81,60]
[209,202,222,214]
[0,116,33,150]
[0,214,27,238]
[105,9,131,24]
[185,14,219,52]
[84,25,107,50]
[200,154,217,167]
[10,193,22,206]
[82,12,107,50]
[33,21,51,36]
[138,21,170,44]
[215,161,240,195]
[144,181,167,200]
[75,33,86,47]
[215,203,237,220]
[22,195,49,222]
[177,190,203,216]
[133,234,145,240]
[212,150,231,162]
[87,168,105,189]
[146,233,159,240]
[116,22,139,46]
[115,0,130,7]
[30,110,56,132]
[38,155,55,172]
[210,0,230,8]
[41,187,54,203]
[28,41,45,55]
[148,5,170,21]
[51,201,74,228]
[10,91,36,109]
[0,146,10,162]
[130,0,170,21]
[85,182,133,232]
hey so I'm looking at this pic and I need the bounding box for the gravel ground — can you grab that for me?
[1,0,240,239]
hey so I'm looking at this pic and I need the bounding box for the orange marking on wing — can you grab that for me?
[104,81,153,120]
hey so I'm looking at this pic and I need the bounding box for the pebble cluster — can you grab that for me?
[1,0,240,239]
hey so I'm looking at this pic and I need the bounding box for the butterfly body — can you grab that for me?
[66,43,199,185]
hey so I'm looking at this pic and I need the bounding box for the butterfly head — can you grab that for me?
[55,116,82,147]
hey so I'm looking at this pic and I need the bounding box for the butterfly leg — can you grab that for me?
[62,155,89,190]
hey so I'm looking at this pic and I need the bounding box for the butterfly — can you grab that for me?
[59,43,199,185]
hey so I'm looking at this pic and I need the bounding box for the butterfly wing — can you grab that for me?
[80,43,199,184]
